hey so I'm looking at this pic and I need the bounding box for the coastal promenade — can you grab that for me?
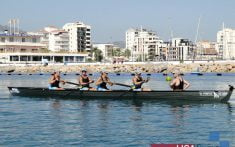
[0,60,235,73]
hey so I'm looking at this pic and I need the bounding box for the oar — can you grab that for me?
[145,77,150,83]
[65,81,81,86]
[61,81,81,98]
[113,83,133,88]
[117,88,133,99]
[117,77,151,98]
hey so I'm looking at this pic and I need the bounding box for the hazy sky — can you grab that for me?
[1,0,235,42]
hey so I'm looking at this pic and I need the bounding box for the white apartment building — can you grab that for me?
[63,22,91,56]
[126,28,163,61]
[216,28,235,60]
[167,38,195,61]
[48,30,69,52]
[93,44,114,61]
[39,26,59,49]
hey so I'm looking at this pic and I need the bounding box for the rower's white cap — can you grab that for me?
[135,70,142,75]
[100,70,108,74]
[172,70,180,75]
[81,68,87,72]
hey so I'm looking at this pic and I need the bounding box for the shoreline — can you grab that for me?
[1,62,235,73]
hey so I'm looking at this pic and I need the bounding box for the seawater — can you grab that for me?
[0,73,235,146]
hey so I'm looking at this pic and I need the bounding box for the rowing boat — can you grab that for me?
[8,85,234,102]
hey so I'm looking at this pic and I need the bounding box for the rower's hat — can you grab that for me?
[81,68,87,72]
[172,70,180,75]
[101,70,108,74]
[52,71,60,75]
[135,70,141,75]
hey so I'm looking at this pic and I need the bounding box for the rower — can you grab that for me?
[170,71,190,91]
[95,71,113,91]
[49,71,65,90]
[132,71,151,91]
[78,69,96,90]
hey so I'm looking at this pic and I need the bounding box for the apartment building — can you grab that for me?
[93,44,114,61]
[167,38,195,61]
[48,30,69,52]
[216,28,235,60]
[126,28,163,61]
[0,31,45,53]
[63,22,91,56]
[196,40,218,60]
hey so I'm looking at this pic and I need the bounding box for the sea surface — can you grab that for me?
[0,73,235,146]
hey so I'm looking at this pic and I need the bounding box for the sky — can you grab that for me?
[1,0,235,42]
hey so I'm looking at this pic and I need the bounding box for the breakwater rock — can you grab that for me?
[0,62,235,73]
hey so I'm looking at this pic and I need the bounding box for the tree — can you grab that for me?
[112,47,122,57]
[123,49,131,58]
[92,47,103,62]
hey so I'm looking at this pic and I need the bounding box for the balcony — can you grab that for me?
[0,42,45,47]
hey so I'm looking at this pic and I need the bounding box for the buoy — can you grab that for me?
[163,73,168,76]
[217,73,222,76]
[63,73,67,76]
[197,73,203,76]
[7,69,15,73]
[116,73,120,76]
[147,73,151,76]
[165,76,172,81]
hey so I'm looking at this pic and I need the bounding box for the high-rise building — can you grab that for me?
[125,28,163,61]
[216,28,235,60]
[63,22,91,56]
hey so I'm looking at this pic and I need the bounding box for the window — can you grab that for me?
[32,38,37,43]
[1,37,5,42]
[22,38,25,42]
[9,37,14,42]
[10,56,19,61]
[32,49,38,52]
[20,56,28,61]
[20,48,26,52]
